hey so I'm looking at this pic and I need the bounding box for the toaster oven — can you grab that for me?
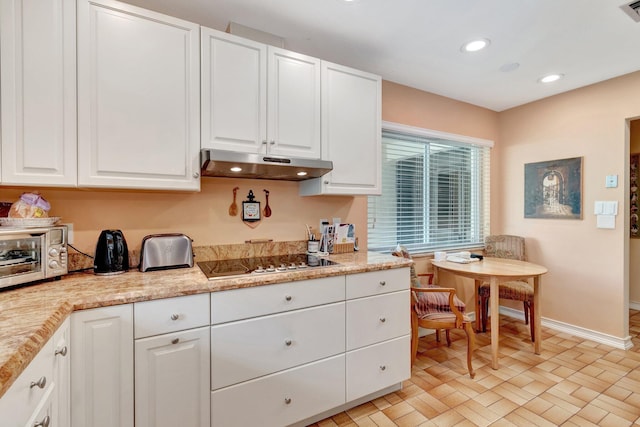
[0,225,68,290]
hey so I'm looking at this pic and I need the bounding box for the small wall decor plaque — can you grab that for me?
[524,157,582,219]
[242,190,261,222]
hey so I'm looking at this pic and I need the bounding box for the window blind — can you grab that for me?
[368,125,491,254]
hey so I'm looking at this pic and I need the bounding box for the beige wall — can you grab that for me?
[630,119,640,304]
[1,181,366,253]
[497,71,640,338]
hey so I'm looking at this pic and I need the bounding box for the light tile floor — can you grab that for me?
[310,310,640,426]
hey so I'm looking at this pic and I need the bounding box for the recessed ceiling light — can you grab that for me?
[539,73,564,84]
[230,166,242,172]
[296,171,308,176]
[461,38,490,53]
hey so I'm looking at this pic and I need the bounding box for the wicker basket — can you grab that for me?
[332,243,354,254]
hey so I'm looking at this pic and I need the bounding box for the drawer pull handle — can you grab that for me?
[285,339,292,346]
[379,317,386,323]
[170,313,180,321]
[55,345,68,357]
[33,415,50,427]
[30,376,46,389]
[379,281,386,286]
[172,338,180,345]
[285,295,292,301]
[380,365,386,371]
[284,397,292,404]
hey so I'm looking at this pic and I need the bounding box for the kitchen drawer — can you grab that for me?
[211,275,344,324]
[346,335,411,401]
[211,302,345,390]
[0,335,54,426]
[346,268,409,299]
[211,354,345,427]
[134,293,209,339]
[346,290,410,350]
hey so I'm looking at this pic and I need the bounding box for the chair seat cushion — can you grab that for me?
[419,311,472,322]
[478,280,533,301]
[414,285,466,317]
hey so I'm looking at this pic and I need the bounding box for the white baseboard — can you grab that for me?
[630,301,640,311]
[498,306,633,350]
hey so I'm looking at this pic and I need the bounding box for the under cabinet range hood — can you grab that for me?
[200,149,333,181]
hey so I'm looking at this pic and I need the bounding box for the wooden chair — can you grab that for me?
[477,235,535,341]
[411,286,475,378]
[391,247,475,378]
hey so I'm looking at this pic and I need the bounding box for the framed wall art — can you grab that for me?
[631,153,639,237]
[524,157,583,219]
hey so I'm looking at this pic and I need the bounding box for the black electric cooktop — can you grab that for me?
[197,253,337,280]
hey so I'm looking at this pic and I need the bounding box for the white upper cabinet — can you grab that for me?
[201,29,321,159]
[77,0,200,190]
[0,0,77,186]
[300,61,381,196]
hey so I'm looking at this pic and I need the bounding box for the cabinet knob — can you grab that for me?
[379,365,386,371]
[379,281,386,286]
[170,313,180,321]
[284,397,292,405]
[30,376,46,389]
[55,346,68,357]
[193,172,200,178]
[262,140,268,145]
[33,415,50,427]
[379,317,386,323]
[285,295,292,301]
[171,338,180,345]
[324,180,329,184]
[285,339,292,346]
[269,140,275,145]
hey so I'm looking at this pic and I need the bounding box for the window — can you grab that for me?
[368,122,492,253]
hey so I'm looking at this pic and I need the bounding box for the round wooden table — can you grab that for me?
[431,257,548,369]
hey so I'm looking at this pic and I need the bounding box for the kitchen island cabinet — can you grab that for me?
[0,0,77,187]
[77,0,200,191]
[201,28,321,159]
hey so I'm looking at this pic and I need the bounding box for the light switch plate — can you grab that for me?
[605,175,618,188]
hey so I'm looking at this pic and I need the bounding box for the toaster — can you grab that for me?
[139,233,194,272]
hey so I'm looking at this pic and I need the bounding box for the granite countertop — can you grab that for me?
[0,251,411,399]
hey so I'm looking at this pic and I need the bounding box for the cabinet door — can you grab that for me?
[135,327,210,427]
[201,28,267,153]
[299,61,381,196]
[0,0,76,186]
[77,0,200,190]
[71,305,134,427]
[52,317,70,427]
[267,47,321,159]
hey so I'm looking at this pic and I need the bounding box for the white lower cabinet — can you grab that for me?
[346,335,411,401]
[71,304,134,427]
[211,302,345,389]
[0,317,70,427]
[211,354,345,427]
[135,327,210,427]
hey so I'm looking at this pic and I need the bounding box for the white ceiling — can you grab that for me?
[125,0,640,112]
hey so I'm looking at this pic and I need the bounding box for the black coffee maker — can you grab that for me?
[94,230,129,275]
